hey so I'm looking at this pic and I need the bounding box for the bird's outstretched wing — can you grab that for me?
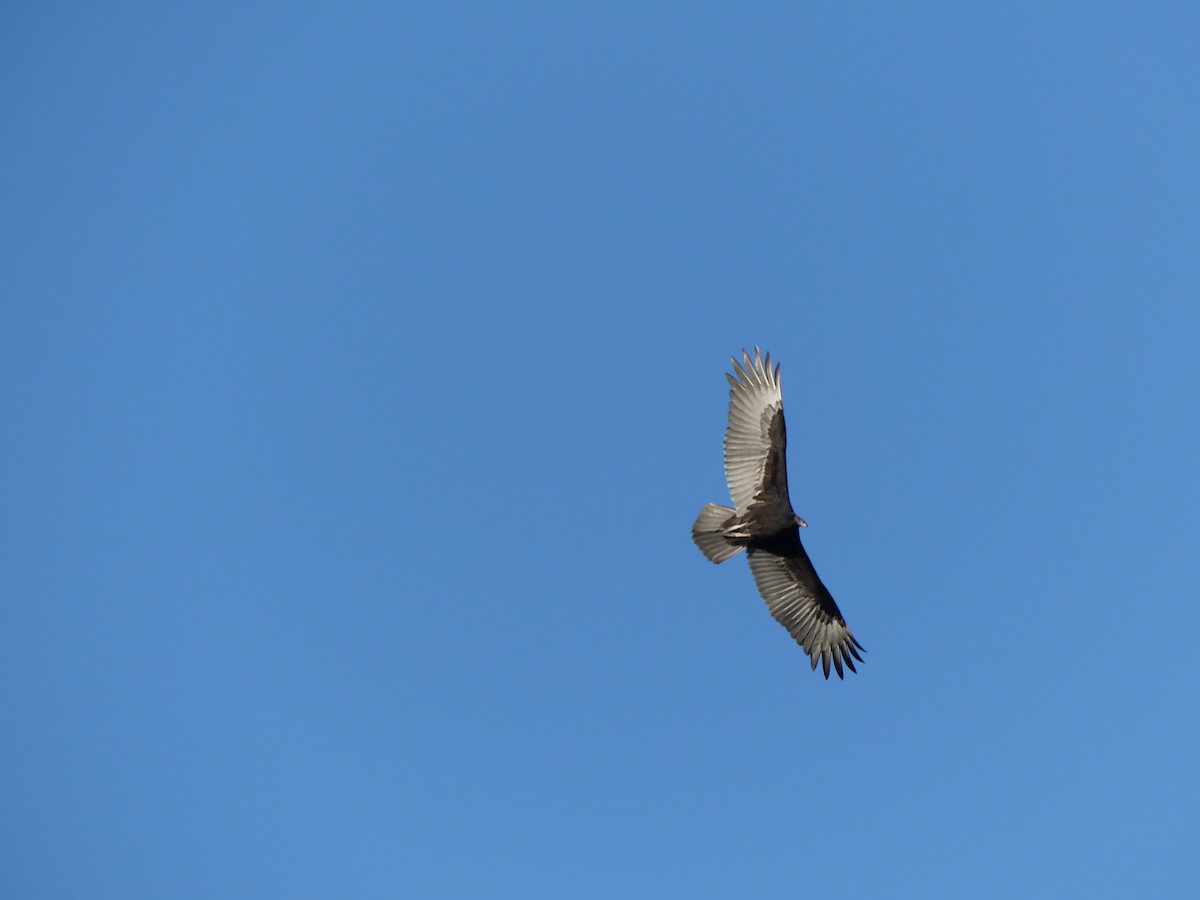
[745,532,865,679]
[723,347,791,514]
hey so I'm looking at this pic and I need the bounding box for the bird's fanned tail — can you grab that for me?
[691,503,743,564]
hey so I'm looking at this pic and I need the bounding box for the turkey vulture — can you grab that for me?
[692,348,865,678]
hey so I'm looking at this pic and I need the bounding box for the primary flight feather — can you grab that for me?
[692,348,865,678]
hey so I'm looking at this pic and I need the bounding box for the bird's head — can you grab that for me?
[794,514,808,528]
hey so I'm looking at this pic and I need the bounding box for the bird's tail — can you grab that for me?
[691,503,744,564]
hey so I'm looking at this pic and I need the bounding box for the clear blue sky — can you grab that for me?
[3,3,1198,897]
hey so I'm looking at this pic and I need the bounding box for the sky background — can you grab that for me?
[3,2,1199,897]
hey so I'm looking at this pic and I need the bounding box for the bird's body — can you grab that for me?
[692,348,864,678]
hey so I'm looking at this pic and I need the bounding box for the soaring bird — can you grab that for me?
[692,348,865,678]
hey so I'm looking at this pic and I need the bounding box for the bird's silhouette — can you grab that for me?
[692,348,864,678]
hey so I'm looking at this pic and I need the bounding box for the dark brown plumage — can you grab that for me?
[692,348,865,678]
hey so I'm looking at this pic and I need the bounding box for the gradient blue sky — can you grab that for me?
[4,3,1199,897]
